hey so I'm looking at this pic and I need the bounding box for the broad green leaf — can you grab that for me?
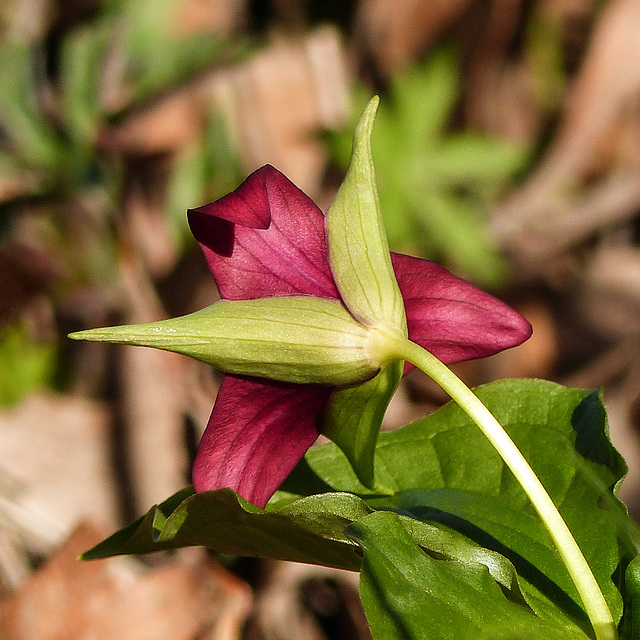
[378,487,594,632]
[83,488,368,569]
[392,513,526,599]
[86,479,551,631]
[83,485,524,587]
[348,511,588,640]
[322,360,403,489]
[84,379,635,636]
[285,379,633,630]
[620,554,640,639]
[325,96,406,333]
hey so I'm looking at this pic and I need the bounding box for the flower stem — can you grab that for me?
[390,335,617,640]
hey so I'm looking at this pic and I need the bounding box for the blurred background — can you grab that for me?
[1,1,640,638]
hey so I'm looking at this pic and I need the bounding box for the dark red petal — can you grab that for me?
[188,165,339,300]
[192,375,331,508]
[189,168,272,229]
[391,253,532,365]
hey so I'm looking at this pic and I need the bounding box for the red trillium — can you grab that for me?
[187,164,531,507]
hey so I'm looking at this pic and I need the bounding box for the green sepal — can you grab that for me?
[325,96,406,335]
[69,296,377,385]
[322,359,403,488]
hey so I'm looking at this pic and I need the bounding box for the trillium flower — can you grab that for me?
[70,98,531,508]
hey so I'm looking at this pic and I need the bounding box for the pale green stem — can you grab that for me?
[388,334,617,640]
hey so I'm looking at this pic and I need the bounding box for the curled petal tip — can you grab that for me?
[189,165,339,301]
[187,166,279,230]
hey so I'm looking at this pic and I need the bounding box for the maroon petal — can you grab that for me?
[391,253,532,365]
[192,375,331,508]
[188,165,339,300]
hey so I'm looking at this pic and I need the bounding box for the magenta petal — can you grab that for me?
[391,253,532,365]
[189,169,272,229]
[192,375,331,508]
[188,165,340,301]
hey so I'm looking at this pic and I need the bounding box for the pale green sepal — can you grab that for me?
[322,358,403,488]
[69,296,378,386]
[325,96,406,335]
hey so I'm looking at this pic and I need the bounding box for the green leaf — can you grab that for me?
[381,487,594,631]
[60,25,106,150]
[389,47,459,144]
[287,379,633,631]
[110,0,234,104]
[85,479,543,612]
[413,189,508,287]
[620,554,640,639]
[0,43,65,169]
[432,133,527,187]
[390,514,526,599]
[325,96,406,333]
[84,379,635,637]
[347,511,588,639]
[84,488,368,569]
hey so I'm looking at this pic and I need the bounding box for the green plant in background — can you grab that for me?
[0,321,56,408]
[0,0,244,202]
[0,0,245,404]
[328,47,527,287]
[526,7,568,113]
[166,110,244,250]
